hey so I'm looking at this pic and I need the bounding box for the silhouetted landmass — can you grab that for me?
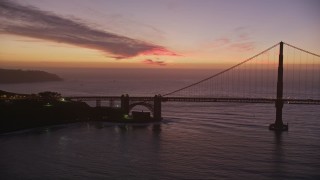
[0,90,28,97]
[0,99,88,133]
[0,100,124,134]
[0,69,62,84]
[0,90,156,133]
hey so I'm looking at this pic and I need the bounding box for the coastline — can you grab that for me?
[0,69,63,84]
[0,91,159,134]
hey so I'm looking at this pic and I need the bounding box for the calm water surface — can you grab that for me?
[1,69,319,179]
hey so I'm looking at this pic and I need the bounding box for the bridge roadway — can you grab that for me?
[66,96,320,105]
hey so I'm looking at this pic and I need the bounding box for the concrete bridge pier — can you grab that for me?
[109,99,114,107]
[96,99,101,107]
[121,94,130,115]
[154,95,162,121]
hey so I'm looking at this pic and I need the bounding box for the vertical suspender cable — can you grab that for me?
[305,54,308,98]
[312,55,314,97]
[293,48,296,97]
[299,51,301,97]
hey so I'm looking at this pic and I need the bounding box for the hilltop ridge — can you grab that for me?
[0,69,62,84]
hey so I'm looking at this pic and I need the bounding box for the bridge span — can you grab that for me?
[66,96,320,105]
[66,94,319,126]
[66,42,320,132]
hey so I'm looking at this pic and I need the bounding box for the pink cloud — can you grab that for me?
[208,38,231,48]
[207,27,256,52]
[142,59,167,66]
[207,38,255,52]
[238,33,250,41]
[229,42,255,51]
[204,27,256,52]
[140,48,180,56]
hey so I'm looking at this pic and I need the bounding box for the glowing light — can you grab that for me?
[44,103,52,107]
[123,114,130,120]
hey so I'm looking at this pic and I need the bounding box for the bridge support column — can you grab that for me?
[109,99,114,107]
[121,94,130,115]
[270,42,288,131]
[96,100,101,107]
[154,95,162,121]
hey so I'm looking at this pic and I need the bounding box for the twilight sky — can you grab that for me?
[0,0,319,68]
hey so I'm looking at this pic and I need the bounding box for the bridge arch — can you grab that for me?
[128,102,154,116]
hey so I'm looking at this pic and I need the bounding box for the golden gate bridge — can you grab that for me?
[67,42,320,131]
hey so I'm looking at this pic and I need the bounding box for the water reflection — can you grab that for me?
[113,123,162,135]
[152,124,162,133]
[272,131,286,178]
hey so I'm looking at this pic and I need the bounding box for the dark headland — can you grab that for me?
[0,68,62,84]
[0,90,158,133]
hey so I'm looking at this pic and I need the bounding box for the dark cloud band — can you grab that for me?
[0,0,177,59]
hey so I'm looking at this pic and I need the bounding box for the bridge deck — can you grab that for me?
[65,96,320,105]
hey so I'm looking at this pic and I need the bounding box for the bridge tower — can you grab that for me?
[121,94,130,115]
[154,95,162,121]
[269,42,288,131]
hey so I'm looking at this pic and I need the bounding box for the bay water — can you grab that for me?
[0,68,319,179]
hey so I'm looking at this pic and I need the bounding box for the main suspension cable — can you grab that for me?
[163,42,280,96]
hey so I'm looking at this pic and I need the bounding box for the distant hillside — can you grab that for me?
[0,69,63,84]
[0,90,28,96]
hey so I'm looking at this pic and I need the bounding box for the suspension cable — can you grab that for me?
[163,42,280,96]
[284,42,320,58]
